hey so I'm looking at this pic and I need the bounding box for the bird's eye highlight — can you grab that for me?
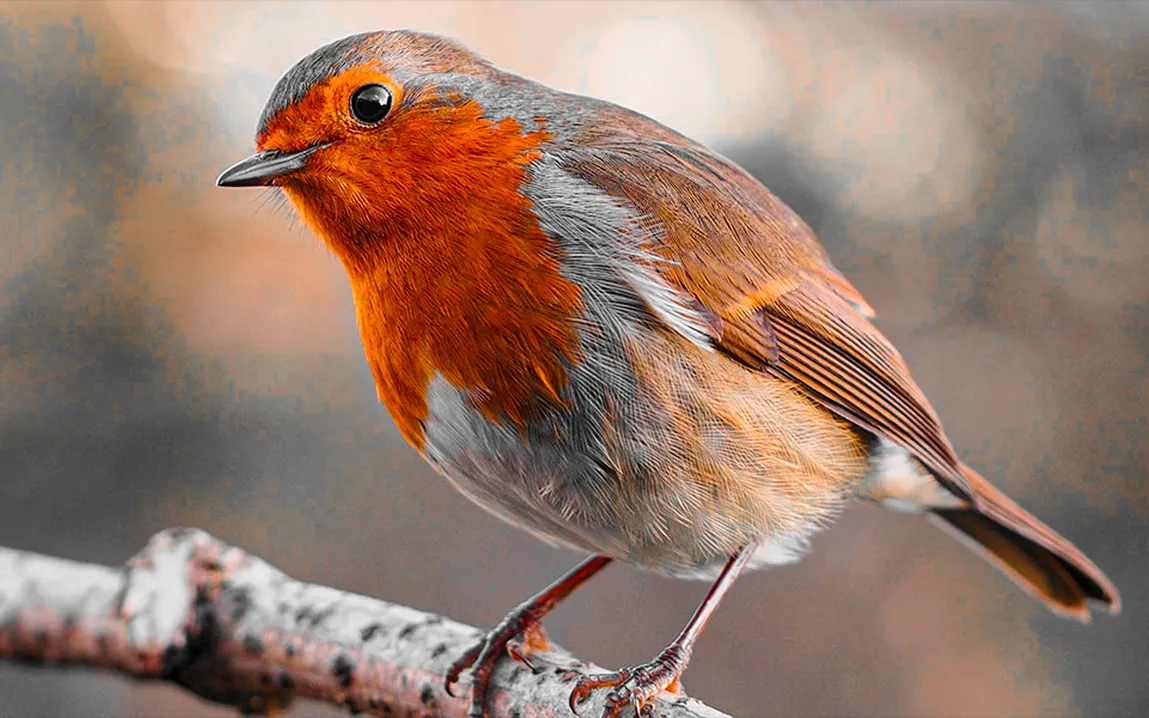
[350,84,393,125]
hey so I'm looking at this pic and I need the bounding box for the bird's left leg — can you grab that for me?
[569,545,755,718]
[446,554,613,717]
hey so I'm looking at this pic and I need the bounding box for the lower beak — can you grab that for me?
[216,146,322,188]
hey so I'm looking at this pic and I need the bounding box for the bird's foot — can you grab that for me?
[569,647,688,718]
[445,607,552,716]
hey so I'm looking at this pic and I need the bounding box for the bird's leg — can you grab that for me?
[570,545,755,718]
[446,554,613,717]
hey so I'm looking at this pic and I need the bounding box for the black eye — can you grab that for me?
[350,84,393,125]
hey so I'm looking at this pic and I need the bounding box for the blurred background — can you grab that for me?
[1,1,1146,716]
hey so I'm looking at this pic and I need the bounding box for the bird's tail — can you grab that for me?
[929,462,1121,621]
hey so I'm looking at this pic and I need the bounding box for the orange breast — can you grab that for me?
[349,213,583,449]
[281,99,583,448]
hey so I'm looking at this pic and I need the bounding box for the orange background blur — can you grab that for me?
[1,2,1146,716]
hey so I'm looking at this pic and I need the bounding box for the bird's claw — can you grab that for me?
[569,659,684,718]
[444,613,552,713]
[444,642,483,697]
[569,669,630,715]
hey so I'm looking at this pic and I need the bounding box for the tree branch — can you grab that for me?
[0,529,729,718]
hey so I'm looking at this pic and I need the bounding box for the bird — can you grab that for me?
[217,29,1121,718]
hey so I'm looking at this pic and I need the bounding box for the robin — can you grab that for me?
[217,29,1120,718]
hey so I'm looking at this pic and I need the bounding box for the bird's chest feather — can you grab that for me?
[322,134,583,448]
[349,241,583,449]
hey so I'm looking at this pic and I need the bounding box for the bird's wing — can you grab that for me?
[559,135,971,500]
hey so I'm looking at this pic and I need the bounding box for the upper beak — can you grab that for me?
[216,146,323,188]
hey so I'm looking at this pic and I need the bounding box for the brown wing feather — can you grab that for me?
[562,133,969,498]
[761,281,969,497]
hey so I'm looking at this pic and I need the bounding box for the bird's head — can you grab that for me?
[217,30,556,270]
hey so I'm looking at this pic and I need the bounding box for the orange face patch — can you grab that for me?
[258,64,404,155]
[263,70,581,448]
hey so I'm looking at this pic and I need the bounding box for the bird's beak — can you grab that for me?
[216,146,323,188]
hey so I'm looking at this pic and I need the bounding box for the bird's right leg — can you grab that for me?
[446,554,613,717]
